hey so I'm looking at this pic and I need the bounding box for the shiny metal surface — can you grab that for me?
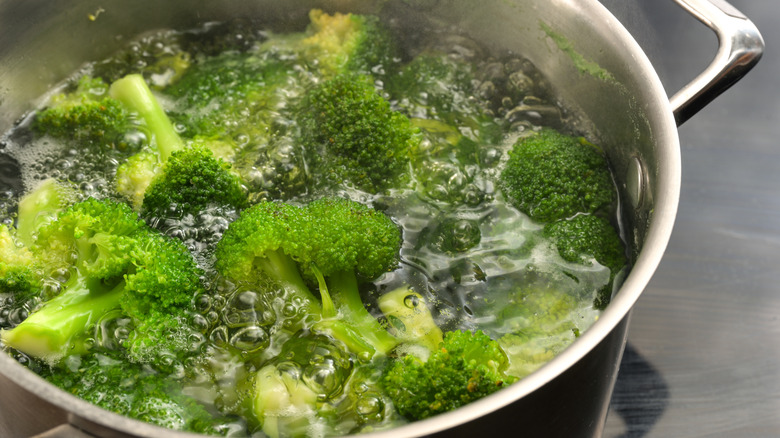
[600,0,780,436]
[669,0,763,125]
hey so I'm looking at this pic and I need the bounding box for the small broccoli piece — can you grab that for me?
[215,197,402,358]
[488,281,590,378]
[543,214,627,309]
[32,76,133,148]
[299,73,419,193]
[43,352,226,435]
[0,198,206,371]
[249,332,354,438]
[381,330,515,421]
[141,145,247,218]
[377,287,443,352]
[110,74,247,216]
[301,9,398,78]
[0,225,42,301]
[14,178,78,247]
[388,53,498,135]
[500,128,615,223]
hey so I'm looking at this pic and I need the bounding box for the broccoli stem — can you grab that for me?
[0,276,124,361]
[326,270,399,355]
[254,249,322,315]
[109,74,184,161]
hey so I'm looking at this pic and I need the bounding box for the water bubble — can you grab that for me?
[355,393,385,419]
[403,294,420,309]
[229,325,269,353]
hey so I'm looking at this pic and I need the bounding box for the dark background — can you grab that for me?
[599,0,780,437]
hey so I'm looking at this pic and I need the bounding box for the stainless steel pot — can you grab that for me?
[0,0,763,437]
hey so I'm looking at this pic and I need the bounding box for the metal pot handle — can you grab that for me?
[670,0,764,126]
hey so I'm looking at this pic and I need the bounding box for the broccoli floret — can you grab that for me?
[32,76,133,148]
[110,74,246,216]
[299,73,419,193]
[249,332,355,438]
[381,330,516,421]
[43,352,228,435]
[141,146,247,218]
[0,198,206,372]
[0,225,41,301]
[301,9,398,78]
[492,283,589,378]
[543,214,627,309]
[215,197,402,358]
[14,178,78,247]
[377,287,443,352]
[500,128,615,223]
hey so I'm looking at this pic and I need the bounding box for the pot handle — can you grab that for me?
[669,0,764,126]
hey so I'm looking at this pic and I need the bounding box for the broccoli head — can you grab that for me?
[381,329,516,421]
[110,74,247,217]
[215,197,402,358]
[299,73,419,193]
[0,225,42,302]
[543,214,627,309]
[0,198,206,372]
[500,128,615,223]
[141,145,247,218]
[32,76,133,148]
[43,352,228,434]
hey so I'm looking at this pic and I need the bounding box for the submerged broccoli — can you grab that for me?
[43,352,229,435]
[543,214,627,309]
[32,76,133,148]
[500,128,615,223]
[299,73,419,193]
[0,198,206,371]
[110,74,246,217]
[381,329,516,421]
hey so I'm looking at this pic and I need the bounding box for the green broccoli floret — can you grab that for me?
[31,76,133,148]
[543,214,627,309]
[43,352,228,435]
[110,74,246,216]
[0,198,206,371]
[299,73,419,193]
[500,128,615,223]
[301,9,398,78]
[215,197,402,358]
[141,146,247,218]
[381,329,516,421]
